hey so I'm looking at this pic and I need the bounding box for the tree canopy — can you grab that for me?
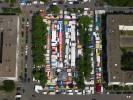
[33,69,47,87]
[48,5,60,15]
[32,14,47,66]
[78,16,92,79]
[121,51,133,71]
[74,16,92,90]
[3,80,15,92]
[105,0,133,7]
[78,16,91,27]
[75,56,85,90]
[2,7,21,14]
[5,0,16,3]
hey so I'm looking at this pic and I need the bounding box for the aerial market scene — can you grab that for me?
[1,0,133,100]
[32,8,99,95]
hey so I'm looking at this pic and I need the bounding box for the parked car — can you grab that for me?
[49,92,56,95]
[15,93,22,98]
[53,2,57,5]
[68,92,73,95]
[96,84,101,93]
[69,2,73,4]
[67,89,73,93]
[26,19,29,27]
[74,89,78,93]
[77,92,82,95]
[40,1,44,4]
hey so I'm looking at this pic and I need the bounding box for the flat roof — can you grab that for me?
[106,14,133,84]
[119,25,133,31]
[0,15,19,79]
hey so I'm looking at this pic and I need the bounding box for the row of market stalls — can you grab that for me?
[41,13,78,95]
[64,20,76,68]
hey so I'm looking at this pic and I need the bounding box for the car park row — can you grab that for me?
[94,13,103,94]
[20,0,91,6]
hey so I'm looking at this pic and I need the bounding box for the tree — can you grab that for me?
[105,0,133,7]
[5,0,16,3]
[2,8,21,14]
[78,16,91,27]
[121,51,133,70]
[3,80,15,92]
[39,72,47,87]
[33,69,47,87]
[32,14,47,66]
[76,16,92,82]
[48,5,60,15]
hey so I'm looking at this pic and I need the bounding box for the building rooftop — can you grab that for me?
[106,14,133,85]
[0,15,19,80]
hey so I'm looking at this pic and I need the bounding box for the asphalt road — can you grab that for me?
[96,6,133,13]
[22,94,132,100]
[20,11,35,100]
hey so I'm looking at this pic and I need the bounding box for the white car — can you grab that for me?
[25,45,28,55]
[26,21,29,26]
[74,89,78,93]
[77,92,82,95]
[53,2,57,5]
[42,92,47,95]
[67,89,73,93]
[49,92,56,95]
[40,1,44,4]
[25,50,28,55]
[15,94,22,98]
[69,2,73,4]
[68,92,73,95]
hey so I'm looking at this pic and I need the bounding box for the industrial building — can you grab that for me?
[0,15,20,81]
[106,14,133,85]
